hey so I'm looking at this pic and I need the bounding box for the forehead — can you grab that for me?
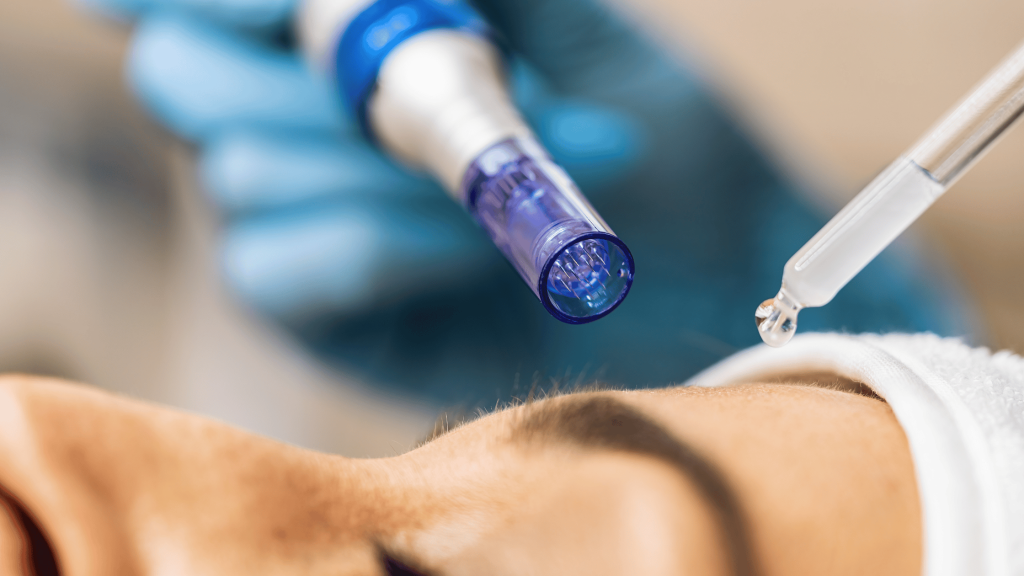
[425,381,885,440]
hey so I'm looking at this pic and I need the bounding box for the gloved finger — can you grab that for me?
[476,0,694,102]
[75,0,296,31]
[201,130,438,215]
[128,12,346,141]
[221,201,492,321]
[509,59,644,194]
[528,100,644,194]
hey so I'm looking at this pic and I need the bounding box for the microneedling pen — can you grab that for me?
[757,41,1024,347]
[299,0,634,324]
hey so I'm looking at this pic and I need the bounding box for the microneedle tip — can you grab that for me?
[755,294,800,347]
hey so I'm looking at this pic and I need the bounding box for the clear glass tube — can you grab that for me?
[757,41,1024,347]
[908,42,1024,185]
[782,156,944,309]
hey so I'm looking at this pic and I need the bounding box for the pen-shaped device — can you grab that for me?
[757,40,1024,347]
[298,0,634,324]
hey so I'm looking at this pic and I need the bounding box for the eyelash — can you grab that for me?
[382,553,430,576]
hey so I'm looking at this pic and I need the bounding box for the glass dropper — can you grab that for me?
[757,40,1024,347]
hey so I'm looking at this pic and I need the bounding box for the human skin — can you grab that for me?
[0,375,920,576]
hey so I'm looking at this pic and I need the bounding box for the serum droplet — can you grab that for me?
[755,290,802,347]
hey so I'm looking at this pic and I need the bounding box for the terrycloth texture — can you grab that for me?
[686,333,1024,576]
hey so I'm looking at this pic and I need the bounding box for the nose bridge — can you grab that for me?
[371,444,558,567]
[129,442,407,572]
[245,453,457,554]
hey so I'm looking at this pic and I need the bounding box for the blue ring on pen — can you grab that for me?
[335,0,491,138]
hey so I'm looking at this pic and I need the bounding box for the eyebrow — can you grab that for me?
[510,395,760,576]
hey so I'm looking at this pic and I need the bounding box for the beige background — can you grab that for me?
[0,0,1022,455]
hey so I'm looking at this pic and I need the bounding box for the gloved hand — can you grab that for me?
[78,0,974,404]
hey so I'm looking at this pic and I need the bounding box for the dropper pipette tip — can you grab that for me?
[755,289,802,347]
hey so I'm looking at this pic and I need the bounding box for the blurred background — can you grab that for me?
[0,0,1022,456]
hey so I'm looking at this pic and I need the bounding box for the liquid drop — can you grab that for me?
[755,290,802,347]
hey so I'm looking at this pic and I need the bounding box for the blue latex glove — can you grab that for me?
[79,0,974,404]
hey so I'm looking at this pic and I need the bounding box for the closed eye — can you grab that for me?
[0,489,60,576]
[380,548,433,576]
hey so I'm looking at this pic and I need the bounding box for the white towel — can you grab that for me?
[686,333,1024,576]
